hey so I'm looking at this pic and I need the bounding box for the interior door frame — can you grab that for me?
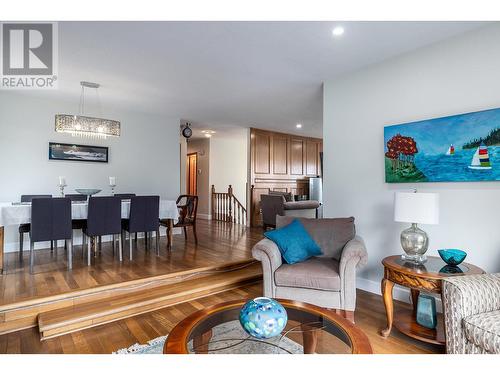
[187,152,198,196]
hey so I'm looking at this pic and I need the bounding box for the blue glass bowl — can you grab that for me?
[438,249,467,266]
[239,297,287,339]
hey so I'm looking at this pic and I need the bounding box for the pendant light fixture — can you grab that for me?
[55,81,120,139]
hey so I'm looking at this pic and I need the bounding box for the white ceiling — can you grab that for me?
[21,21,488,137]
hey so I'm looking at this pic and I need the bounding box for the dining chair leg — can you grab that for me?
[51,240,54,252]
[87,236,92,266]
[112,234,116,255]
[144,232,148,251]
[156,229,160,256]
[29,240,35,274]
[67,239,73,270]
[183,227,187,240]
[19,232,24,261]
[193,223,198,244]
[129,232,133,261]
[98,236,102,255]
[82,232,86,259]
[167,219,173,251]
[121,230,125,249]
[118,234,123,262]
[135,233,138,242]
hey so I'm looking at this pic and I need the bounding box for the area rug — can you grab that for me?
[114,320,303,354]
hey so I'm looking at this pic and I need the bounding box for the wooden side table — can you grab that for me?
[380,255,484,346]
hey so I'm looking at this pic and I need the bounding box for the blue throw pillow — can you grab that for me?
[264,219,322,264]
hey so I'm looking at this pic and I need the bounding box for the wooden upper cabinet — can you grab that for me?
[290,138,304,175]
[253,132,271,175]
[273,136,288,175]
[306,140,318,176]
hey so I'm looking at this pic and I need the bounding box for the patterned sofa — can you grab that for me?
[442,273,500,354]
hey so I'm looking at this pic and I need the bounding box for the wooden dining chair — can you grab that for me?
[29,197,73,273]
[160,195,198,250]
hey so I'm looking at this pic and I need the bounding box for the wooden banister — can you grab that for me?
[211,184,247,226]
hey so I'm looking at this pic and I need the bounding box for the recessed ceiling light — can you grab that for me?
[296,124,302,129]
[202,130,215,138]
[332,26,345,37]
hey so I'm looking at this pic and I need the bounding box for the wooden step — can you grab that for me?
[37,262,262,340]
[0,259,259,335]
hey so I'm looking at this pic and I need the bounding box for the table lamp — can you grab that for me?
[394,190,439,263]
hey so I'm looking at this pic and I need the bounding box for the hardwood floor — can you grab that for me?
[0,282,441,354]
[0,220,442,354]
[0,220,260,305]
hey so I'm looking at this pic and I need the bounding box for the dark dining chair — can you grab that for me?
[61,194,88,249]
[114,193,136,199]
[65,194,88,202]
[122,196,160,259]
[115,193,138,242]
[29,197,73,273]
[82,196,123,266]
[160,195,198,250]
[19,194,52,260]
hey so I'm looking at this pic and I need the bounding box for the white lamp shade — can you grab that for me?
[394,192,439,225]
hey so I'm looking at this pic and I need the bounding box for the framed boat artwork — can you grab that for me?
[384,107,500,183]
[49,142,109,163]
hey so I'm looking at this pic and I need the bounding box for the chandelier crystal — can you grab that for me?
[55,81,120,139]
[55,114,120,139]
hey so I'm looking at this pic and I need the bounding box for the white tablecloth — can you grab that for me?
[0,200,179,227]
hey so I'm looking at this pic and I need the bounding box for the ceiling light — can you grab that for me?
[332,26,345,37]
[55,81,120,139]
[202,130,216,138]
[296,124,302,129]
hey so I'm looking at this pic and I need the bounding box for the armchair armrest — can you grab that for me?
[338,235,368,311]
[442,273,500,353]
[252,238,283,298]
[339,235,368,273]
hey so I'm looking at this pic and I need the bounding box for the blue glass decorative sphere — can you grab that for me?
[239,297,287,339]
[438,249,467,266]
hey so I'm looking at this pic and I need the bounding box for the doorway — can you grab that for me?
[187,152,198,195]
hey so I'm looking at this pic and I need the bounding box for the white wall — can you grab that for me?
[0,91,180,251]
[323,24,500,301]
[209,128,249,208]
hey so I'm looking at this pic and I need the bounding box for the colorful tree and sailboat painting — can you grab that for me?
[384,107,500,182]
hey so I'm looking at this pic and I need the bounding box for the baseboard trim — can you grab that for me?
[197,214,212,220]
[356,276,443,312]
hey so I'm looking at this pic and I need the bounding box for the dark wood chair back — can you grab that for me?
[30,198,72,242]
[176,195,198,224]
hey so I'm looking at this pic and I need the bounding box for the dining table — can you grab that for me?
[0,199,179,274]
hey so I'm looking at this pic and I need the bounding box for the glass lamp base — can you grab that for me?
[401,253,427,264]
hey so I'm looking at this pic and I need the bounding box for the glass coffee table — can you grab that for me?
[163,299,372,354]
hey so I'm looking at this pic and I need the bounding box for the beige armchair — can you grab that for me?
[442,273,500,354]
[252,216,368,322]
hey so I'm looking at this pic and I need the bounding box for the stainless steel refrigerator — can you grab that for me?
[309,177,323,218]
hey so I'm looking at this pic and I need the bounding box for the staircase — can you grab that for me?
[211,184,247,225]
